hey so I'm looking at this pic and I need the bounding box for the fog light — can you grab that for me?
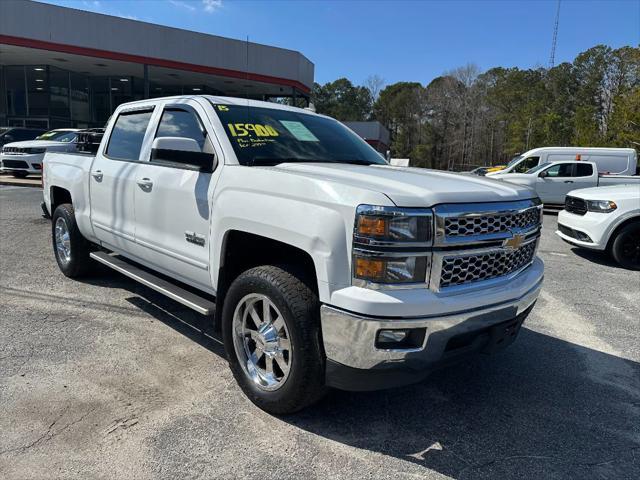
[33,163,42,170]
[375,328,427,350]
[378,330,408,342]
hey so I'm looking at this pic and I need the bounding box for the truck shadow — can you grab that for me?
[83,271,640,479]
[287,329,640,479]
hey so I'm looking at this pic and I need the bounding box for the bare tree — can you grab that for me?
[364,74,385,103]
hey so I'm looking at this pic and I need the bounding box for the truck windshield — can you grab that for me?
[507,155,523,167]
[211,103,387,166]
[36,130,78,142]
[526,162,551,174]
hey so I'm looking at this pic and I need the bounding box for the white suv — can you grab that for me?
[556,185,640,269]
[0,129,79,178]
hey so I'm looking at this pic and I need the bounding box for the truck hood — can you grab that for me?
[272,163,537,207]
[490,173,537,185]
[2,140,72,149]
[568,184,640,201]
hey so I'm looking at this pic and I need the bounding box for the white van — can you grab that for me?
[487,147,638,177]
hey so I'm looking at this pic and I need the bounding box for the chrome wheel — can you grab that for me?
[232,293,292,391]
[54,217,71,265]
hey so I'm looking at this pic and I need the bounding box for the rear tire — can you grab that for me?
[222,265,327,414]
[611,222,640,270]
[52,203,93,278]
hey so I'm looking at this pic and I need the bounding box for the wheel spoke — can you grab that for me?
[248,330,260,342]
[265,355,274,375]
[275,353,289,375]
[253,345,264,362]
[279,337,291,351]
[272,315,284,332]
[249,306,262,329]
[262,299,271,325]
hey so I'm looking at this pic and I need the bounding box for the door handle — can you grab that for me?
[91,170,103,181]
[137,178,153,190]
[564,180,574,183]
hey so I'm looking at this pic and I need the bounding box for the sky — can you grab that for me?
[41,0,640,86]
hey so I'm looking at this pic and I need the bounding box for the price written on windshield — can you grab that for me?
[228,123,279,138]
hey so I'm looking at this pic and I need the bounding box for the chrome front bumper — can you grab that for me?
[321,275,542,387]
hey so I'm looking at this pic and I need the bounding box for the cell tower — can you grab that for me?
[549,0,561,68]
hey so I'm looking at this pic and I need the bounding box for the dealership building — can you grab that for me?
[0,1,314,129]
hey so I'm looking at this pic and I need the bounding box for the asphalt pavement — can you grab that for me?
[1,186,639,479]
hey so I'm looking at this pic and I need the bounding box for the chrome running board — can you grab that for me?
[90,251,216,315]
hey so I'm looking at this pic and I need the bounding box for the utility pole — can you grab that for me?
[549,0,561,68]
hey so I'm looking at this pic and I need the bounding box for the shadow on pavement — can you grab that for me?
[570,247,623,269]
[83,269,640,479]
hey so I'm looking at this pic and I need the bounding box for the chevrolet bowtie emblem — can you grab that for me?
[503,233,524,250]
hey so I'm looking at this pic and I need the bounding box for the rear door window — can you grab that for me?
[106,109,154,161]
[574,163,593,177]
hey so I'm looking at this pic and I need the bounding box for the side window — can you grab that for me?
[515,156,539,173]
[156,108,206,150]
[574,163,593,177]
[544,163,573,178]
[105,109,153,161]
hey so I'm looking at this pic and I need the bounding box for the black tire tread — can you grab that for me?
[611,221,640,271]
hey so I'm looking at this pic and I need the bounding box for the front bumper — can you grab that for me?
[0,153,45,174]
[321,275,542,391]
[556,209,609,250]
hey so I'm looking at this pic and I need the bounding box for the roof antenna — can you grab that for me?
[245,35,250,103]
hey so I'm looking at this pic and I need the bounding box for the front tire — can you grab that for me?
[52,203,93,278]
[611,222,640,270]
[222,265,327,414]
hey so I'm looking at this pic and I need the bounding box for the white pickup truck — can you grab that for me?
[43,95,544,414]
[495,160,640,205]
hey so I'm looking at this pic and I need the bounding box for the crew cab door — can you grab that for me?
[132,102,219,290]
[536,162,596,203]
[89,106,155,252]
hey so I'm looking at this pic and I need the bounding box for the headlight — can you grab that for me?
[353,205,432,288]
[586,200,617,213]
[26,148,46,154]
[354,205,432,245]
[353,253,429,285]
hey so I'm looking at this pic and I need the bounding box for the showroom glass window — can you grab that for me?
[49,67,70,119]
[25,66,49,117]
[5,66,27,116]
[105,109,154,161]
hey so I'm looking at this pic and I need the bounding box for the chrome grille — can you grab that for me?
[431,199,542,291]
[440,241,537,288]
[565,196,587,216]
[444,207,540,237]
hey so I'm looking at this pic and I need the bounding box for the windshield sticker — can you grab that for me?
[228,123,279,138]
[279,121,319,142]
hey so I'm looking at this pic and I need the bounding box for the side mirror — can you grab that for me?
[538,171,547,178]
[150,137,214,172]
